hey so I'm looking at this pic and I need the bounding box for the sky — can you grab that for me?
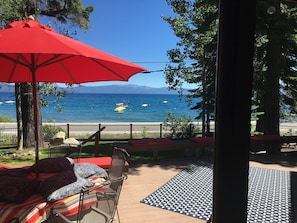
[69,1,179,88]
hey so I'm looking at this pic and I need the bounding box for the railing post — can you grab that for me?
[66,124,70,138]
[94,124,102,157]
[160,123,162,138]
[95,131,99,157]
[130,123,133,139]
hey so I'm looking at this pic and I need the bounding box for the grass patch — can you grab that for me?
[0,148,48,167]
[128,149,187,161]
[78,142,113,157]
[0,141,190,167]
[0,142,115,167]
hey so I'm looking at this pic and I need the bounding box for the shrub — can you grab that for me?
[42,125,64,142]
[142,126,148,138]
[0,115,13,122]
[163,112,197,139]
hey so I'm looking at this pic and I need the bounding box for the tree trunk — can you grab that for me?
[21,83,43,148]
[255,99,265,133]
[202,96,206,136]
[263,2,281,153]
[15,83,23,150]
[206,101,211,135]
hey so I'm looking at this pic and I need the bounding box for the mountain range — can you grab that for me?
[0,84,180,94]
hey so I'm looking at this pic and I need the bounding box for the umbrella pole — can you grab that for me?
[32,71,39,164]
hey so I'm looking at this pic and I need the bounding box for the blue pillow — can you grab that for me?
[46,175,94,202]
[37,170,77,199]
[74,163,108,179]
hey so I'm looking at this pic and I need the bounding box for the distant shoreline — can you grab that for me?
[0,84,183,95]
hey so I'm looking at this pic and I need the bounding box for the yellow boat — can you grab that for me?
[114,102,127,112]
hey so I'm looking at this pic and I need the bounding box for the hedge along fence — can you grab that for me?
[1,121,297,146]
[0,126,17,145]
[0,122,208,145]
[48,122,202,141]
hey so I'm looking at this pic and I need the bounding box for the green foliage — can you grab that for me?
[142,126,148,138]
[0,0,94,30]
[41,0,94,32]
[0,0,26,28]
[252,1,297,134]
[42,125,64,142]
[282,128,297,136]
[39,83,68,112]
[0,133,17,145]
[163,112,196,139]
[164,0,297,136]
[0,1,94,148]
[163,0,217,135]
[0,115,13,122]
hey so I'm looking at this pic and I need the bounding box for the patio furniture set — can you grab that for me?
[0,147,129,223]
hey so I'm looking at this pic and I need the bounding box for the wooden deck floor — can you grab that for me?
[116,152,297,223]
[118,157,203,223]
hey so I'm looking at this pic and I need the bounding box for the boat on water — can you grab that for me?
[4,100,15,104]
[114,102,128,112]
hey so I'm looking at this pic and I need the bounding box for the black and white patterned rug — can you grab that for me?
[141,160,294,222]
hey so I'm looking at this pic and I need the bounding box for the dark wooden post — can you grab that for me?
[94,131,99,157]
[98,124,102,142]
[213,1,256,222]
[130,123,133,139]
[66,124,70,138]
[94,124,101,157]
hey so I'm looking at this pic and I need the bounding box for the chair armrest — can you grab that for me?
[96,174,127,200]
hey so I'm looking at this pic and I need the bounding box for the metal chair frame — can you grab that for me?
[47,147,129,223]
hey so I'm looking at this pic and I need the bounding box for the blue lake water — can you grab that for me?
[0,92,199,123]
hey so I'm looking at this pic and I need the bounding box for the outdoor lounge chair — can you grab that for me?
[95,147,129,223]
[48,208,110,223]
[48,175,127,223]
[47,147,129,223]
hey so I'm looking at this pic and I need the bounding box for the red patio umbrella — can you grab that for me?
[0,19,146,162]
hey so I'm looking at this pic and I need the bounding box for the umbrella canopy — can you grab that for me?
[0,19,146,83]
[0,19,146,163]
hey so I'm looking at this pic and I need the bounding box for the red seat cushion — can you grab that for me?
[0,164,11,168]
[190,137,214,144]
[73,157,112,169]
[128,138,172,146]
[250,135,284,143]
